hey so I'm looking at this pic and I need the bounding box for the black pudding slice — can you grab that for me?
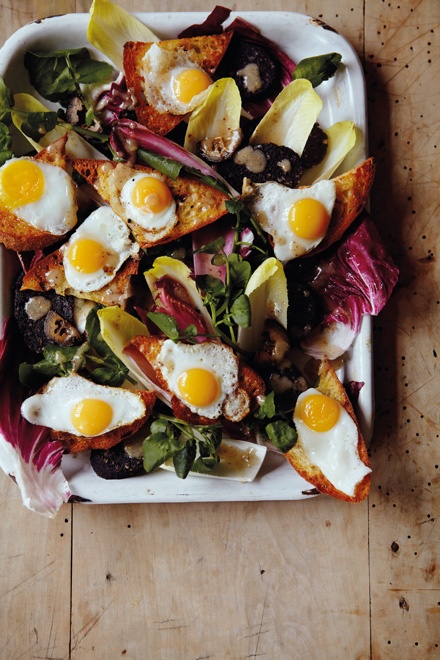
[90,437,145,480]
[217,142,304,192]
[301,124,329,170]
[219,39,279,101]
[287,282,323,340]
[13,274,80,354]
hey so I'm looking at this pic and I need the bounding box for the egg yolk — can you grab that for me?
[67,238,108,274]
[288,198,330,240]
[296,393,340,432]
[71,398,114,436]
[173,68,211,104]
[0,160,45,209]
[131,176,172,214]
[177,368,220,408]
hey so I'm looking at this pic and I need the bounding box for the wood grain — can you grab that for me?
[0,1,438,658]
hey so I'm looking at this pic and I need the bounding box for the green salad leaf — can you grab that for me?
[251,391,298,453]
[142,414,222,477]
[24,48,113,104]
[138,149,183,179]
[0,122,13,165]
[293,52,342,88]
[85,306,133,386]
[0,77,13,124]
[19,110,58,142]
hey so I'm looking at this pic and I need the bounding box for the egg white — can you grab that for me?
[141,43,212,115]
[156,340,243,419]
[62,205,139,292]
[247,178,336,263]
[0,157,77,235]
[293,388,371,497]
[20,374,147,437]
[120,172,179,244]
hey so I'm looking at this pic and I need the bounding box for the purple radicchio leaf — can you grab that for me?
[0,318,70,517]
[150,276,210,343]
[94,74,134,127]
[109,118,235,193]
[301,215,399,359]
[178,6,232,37]
[177,7,296,118]
[192,219,235,282]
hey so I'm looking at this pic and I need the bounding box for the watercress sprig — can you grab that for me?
[252,391,298,453]
[142,413,222,478]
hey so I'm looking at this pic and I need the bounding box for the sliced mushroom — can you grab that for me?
[254,320,291,368]
[198,128,243,162]
[43,310,81,347]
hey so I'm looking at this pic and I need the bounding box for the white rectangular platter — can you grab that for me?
[0,10,372,503]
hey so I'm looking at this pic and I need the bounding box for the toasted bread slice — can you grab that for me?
[306,157,375,256]
[128,335,265,425]
[242,157,375,261]
[0,135,78,251]
[123,32,233,135]
[70,159,230,249]
[285,359,371,502]
[52,389,156,453]
[21,246,140,308]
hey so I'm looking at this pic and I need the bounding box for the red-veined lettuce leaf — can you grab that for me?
[301,215,399,359]
[0,319,70,517]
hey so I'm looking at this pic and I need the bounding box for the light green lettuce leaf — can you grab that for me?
[237,257,288,353]
[249,79,323,156]
[87,0,159,71]
[299,120,356,185]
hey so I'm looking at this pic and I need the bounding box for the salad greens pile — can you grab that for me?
[0,0,398,516]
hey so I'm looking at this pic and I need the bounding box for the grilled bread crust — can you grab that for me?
[70,159,230,249]
[307,157,376,256]
[0,135,78,251]
[21,248,140,308]
[123,32,234,135]
[285,359,371,502]
[129,335,265,425]
[51,389,156,454]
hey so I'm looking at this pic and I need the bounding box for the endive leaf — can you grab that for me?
[299,120,356,185]
[145,256,216,338]
[97,306,151,381]
[237,257,288,353]
[87,0,159,71]
[184,78,242,155]
[12,94,110,162]
[12,93,67,152]
[249,79,322,156]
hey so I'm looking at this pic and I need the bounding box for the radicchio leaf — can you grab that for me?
[150,276,209,343]
[178,6,232,37]
[301,215,399,359]
[110,118,235,193]
[0,318,70,517]
[94,74,133,126]
[177,7,296,118]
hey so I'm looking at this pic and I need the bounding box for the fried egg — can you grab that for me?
[120,172,178,239]
[141,43,213,115]
[0,157,77,235]
[21,374,147,437]
[246,179,336,263]
[62,205,139,292]
[156,339,249,421]
[293,388,371,497]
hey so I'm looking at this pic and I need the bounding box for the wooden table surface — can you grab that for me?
[0,1,438,658]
